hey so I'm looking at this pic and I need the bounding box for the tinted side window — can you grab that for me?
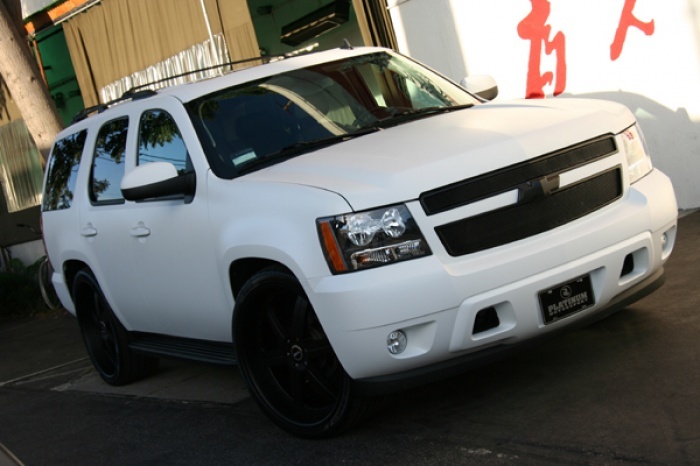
[138,110,190,174]
[42,130,87,211]
[91,118,128,204]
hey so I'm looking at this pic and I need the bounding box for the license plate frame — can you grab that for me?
[539,274,595,324]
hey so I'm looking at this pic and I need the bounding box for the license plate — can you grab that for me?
[539,275,595,324]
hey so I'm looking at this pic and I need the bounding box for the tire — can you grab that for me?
[233,267,377,438]
[72,269,157,385]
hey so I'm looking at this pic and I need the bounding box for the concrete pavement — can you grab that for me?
[0,310,249,404]
[0,212,699,465]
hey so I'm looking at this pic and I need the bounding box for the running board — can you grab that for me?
[128,333,237,366]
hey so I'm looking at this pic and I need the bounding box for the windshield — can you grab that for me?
[186,51,479,179]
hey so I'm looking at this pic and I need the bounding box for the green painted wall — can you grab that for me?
[249,0,363,57]
[35,25,85,126]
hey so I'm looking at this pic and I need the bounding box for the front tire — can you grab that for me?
[73,269,157,385]
[234,267,376,438]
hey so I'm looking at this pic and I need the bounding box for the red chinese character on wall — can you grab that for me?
[611,0,655,60]
[518,0,567,98]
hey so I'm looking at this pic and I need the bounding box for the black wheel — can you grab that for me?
[234,267,377,438]
[73,269,157,385]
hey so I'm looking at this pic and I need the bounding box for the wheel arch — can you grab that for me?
[63,260,90,293]
[60,259,92,315]
[229,258,293,300]
[66,262,97,322]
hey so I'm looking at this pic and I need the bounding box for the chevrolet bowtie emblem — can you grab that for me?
[518,175,561,203]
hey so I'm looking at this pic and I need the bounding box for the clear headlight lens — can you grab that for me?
[622,124,653,184]
[317,205,431,274]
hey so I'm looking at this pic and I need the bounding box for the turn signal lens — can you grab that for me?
[622,124,653,184]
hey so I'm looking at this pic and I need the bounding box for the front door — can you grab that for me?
[120,102,231,341]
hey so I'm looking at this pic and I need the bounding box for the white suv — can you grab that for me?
[42,46,678,437]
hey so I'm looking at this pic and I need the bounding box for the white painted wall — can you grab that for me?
[388,0,700,209]
[0,240,44,272]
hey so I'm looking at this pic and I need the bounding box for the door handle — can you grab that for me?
[130,225,151,238]
[80,225,97,237]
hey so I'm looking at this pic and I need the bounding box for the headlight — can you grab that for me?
[317,205,431,274]
[622,124,653,184]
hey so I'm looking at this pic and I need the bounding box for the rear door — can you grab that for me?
[78,114,159,331]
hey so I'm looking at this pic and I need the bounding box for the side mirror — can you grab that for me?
[460,75,499,101]
[121,162,196,201]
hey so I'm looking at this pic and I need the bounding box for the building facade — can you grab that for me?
[1,0,697,269]
[388,0,700,210]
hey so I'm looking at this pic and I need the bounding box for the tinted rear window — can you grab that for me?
[42,130,87,211]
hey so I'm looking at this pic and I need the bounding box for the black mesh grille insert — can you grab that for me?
[420,136,617,215]
[435,167,623,256]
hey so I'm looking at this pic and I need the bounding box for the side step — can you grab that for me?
[128,333,237,366]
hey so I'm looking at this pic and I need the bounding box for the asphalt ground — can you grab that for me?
[0,212,698,465]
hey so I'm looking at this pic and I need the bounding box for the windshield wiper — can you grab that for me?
[279,126,382,154]
[376,103,475,127]
[236,127,381,175]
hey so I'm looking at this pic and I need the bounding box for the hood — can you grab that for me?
[243,98,634,211]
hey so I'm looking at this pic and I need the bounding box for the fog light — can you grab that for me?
[387,330,407,354]
[661,232,668,249]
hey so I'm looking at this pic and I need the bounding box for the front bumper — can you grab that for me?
[353,268,664,395]
[307,169,677,388]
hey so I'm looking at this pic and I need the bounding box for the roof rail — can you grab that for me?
[69,43,342,125]
[69,54,281,125]
[122,43,330,95]
[70,89,158,124]
[70,103,108,123]
[126,55,282,95]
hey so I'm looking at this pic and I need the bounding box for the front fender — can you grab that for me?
[207,175,352,309]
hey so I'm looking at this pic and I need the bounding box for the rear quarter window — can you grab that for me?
[42,129,88,211]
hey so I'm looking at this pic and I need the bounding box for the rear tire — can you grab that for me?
[234,267,377,438]
[73,269,157,385]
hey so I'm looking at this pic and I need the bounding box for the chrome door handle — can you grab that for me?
[80,225,97,237]
[130,225,151,238]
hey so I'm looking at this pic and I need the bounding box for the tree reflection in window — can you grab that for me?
[91,117,128,204]
[138,110,189,175]
[43,129,87,211]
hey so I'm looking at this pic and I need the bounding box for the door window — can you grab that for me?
[138,109,190,174]
[90,118,128,204]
